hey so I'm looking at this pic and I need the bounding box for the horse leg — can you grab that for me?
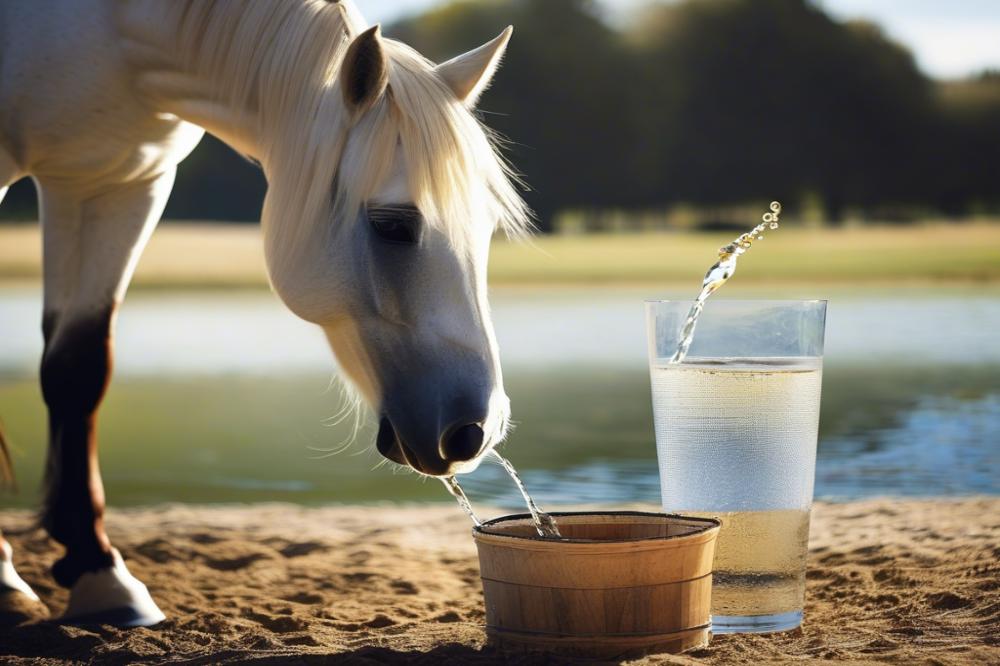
[0,144,50,625]
[1,539,48,626]
[38,170,174,627]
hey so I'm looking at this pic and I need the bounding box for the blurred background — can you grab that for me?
[1,0,998,510]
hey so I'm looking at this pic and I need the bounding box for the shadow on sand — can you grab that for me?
[0,629,592,666]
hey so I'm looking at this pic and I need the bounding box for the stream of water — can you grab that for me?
[671,201,781,363]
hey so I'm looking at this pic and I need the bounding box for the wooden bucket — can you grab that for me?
[472,511,720,660]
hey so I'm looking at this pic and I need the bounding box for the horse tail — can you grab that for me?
[0,417,18,493]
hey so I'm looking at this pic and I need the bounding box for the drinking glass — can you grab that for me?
[645,300,827,633]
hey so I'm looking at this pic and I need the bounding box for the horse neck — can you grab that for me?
[120,0,360,282]
[120,0,356,163]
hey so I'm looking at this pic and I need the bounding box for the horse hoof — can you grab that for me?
[1,540,49,626]
[61,550,165,627]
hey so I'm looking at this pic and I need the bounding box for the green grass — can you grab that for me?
[1,222,999,288]
[490,223,1000,285]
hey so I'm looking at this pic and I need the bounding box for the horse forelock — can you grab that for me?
[333,39,533,250]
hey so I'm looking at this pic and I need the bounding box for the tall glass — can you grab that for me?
[645,300,826,634]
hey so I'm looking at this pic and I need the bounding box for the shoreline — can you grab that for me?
[1,497,997,664]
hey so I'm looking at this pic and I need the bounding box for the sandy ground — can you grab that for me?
[0,498,997,665]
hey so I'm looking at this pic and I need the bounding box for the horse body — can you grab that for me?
[1,1,203,188]
[0,0,525,626]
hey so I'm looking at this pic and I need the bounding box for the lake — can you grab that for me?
[1,285,998,513]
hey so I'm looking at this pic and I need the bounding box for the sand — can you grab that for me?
[0,498,997,665]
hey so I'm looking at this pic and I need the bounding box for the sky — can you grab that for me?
[355,0,1000,79]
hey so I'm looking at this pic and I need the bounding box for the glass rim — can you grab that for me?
[644,298,828,305]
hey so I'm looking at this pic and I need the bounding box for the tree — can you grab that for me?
[392,0,636,229]
[630,0,937,220]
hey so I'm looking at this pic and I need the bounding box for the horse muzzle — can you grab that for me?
[376,415,487,476]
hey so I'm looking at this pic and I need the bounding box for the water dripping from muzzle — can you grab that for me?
[492,451,562,538]
[440,476,481,526]
[438,453,561,538]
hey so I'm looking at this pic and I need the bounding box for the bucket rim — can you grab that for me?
[473,510,721,544]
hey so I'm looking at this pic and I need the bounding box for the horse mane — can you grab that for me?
[336,39,532,248]
[129,0,529,266]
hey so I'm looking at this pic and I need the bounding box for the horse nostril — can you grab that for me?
[376,417,406,465]
[442,423,484,462]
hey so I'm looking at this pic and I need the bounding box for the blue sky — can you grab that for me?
[356,0,1000,79]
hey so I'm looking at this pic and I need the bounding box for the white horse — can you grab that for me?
[0,0,528,626]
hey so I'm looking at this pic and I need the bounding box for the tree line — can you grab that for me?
[3,0,998,230]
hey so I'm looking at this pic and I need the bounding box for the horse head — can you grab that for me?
[261,21,528,477]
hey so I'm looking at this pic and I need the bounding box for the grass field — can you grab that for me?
[1,221,998,288]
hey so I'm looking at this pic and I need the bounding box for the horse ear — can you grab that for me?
[340,25,388,116]
[435,26,512,108]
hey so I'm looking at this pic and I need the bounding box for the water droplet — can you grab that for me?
[770,201,781,213]
[757,235,764,240]
[762,212,775,223]
[769,222,779,230]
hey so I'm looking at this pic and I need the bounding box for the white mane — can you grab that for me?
[336,39,531,247]
[127,0,530,271]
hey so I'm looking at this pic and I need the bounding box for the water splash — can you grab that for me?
[440,476,481,527]
[670,201,782,364]
[492,451,562,538]
[441,455,561,537]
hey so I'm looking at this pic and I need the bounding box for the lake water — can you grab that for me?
[0,285,997,513]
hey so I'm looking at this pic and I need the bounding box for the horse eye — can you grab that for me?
[367,205,422,245]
